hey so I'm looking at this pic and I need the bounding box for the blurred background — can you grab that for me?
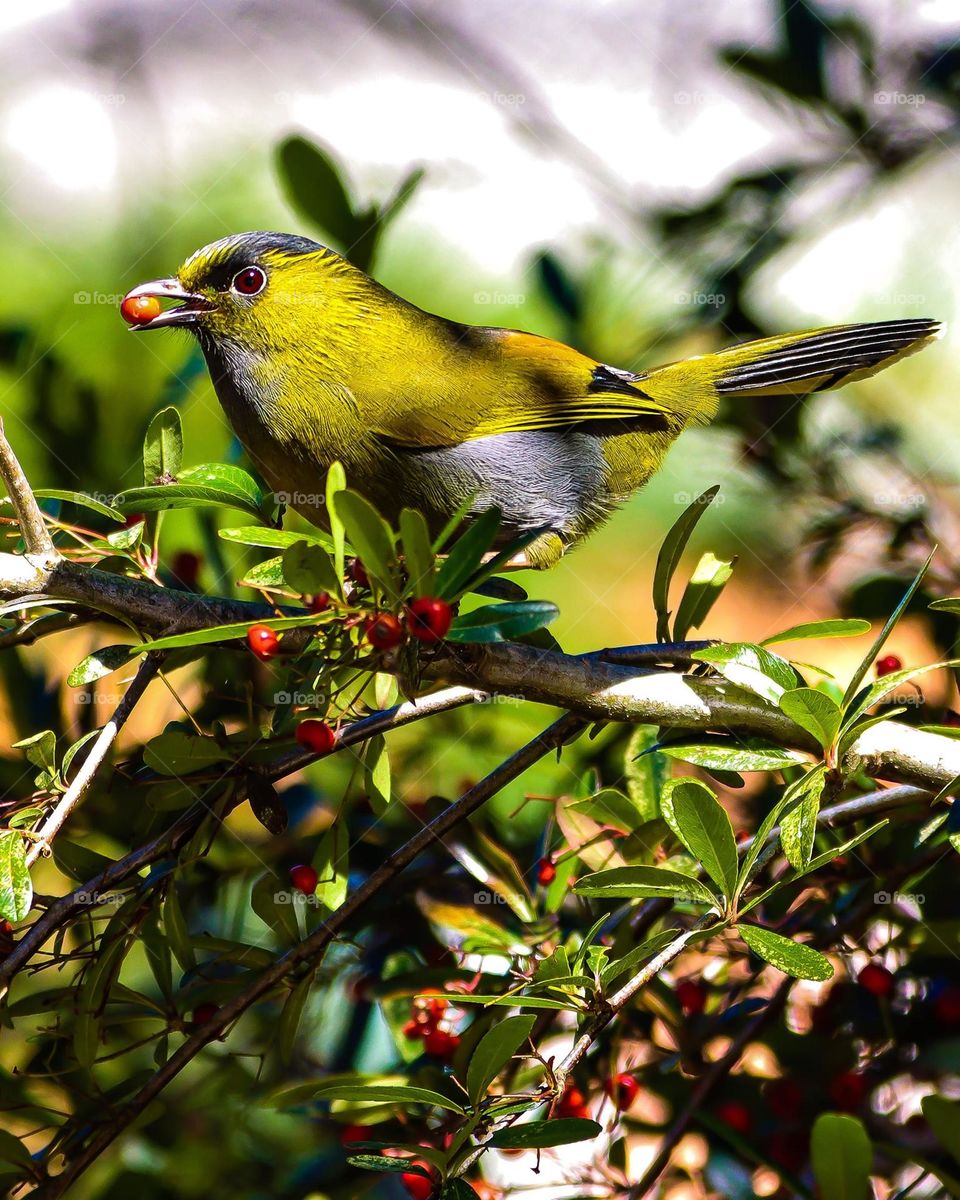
[3,1,960,1196]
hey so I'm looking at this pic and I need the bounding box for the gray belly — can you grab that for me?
[388,430,611,538]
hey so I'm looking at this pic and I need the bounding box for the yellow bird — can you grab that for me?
[123,233,942,567]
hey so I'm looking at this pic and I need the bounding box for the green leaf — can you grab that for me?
[346,1155,431,1175]
[276,136,358,247]
[0,832,32,922]
[117,463,267,520]
[364,734,391,813]
[673,551,735,640]
[312,822,349,914]
[624,726,670,822]
[219,526,332,551]
[435,508,502,600]
[310,1083,465,1115]
[332,489,398,596]
[761,618,871,646]
[282,540,340,597]
[399,507,435,596]
[489,1117,601,1149]
[844,550,933,707]
[810,1113,872,1200]
[599,930,682,989]
[571,788,643,834]
[33,488,124,522]
[0,1127,36,1171]
[136,613,322,653]
[163,884,195,971]
[447,600,559,644]
[840,661,955,739]
[12,730,57,775]
[660,778,737,900]
[239,557,285,589]
[659,742,807,772]
[779,687,842,750]
[142,406,183,484]
[922,1095,960,1164]
[737,924,833,980]
[780,771,825,870]
[144,731,233,776]
[67,644,133,687]
[574,866,718,905]
[378,165,426,231]
[693,642,797,704]
[653,486,719,641]
[466,1014,535,1103]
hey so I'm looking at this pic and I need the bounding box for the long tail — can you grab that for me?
[643,318,943,423]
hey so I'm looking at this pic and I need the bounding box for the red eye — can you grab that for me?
[232,266,266,296]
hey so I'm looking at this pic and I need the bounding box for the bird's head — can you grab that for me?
[121,231,352,353]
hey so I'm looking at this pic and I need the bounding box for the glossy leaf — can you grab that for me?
[693,642,797,704]
[660,777,737,900]
[761,618,871,646]
[658,742,807,772]
[779,687,842,750]
[399,507,436,596]
[780,770,825,870]
[673,551,736,640]
[435,508,502,600]
[574,865,717,905]
[310,1082,465,1114]
[737,924,833,980]
[447,600,559,644]
[332,489,398,596]
[282,540,340,597]
[219,526,331,551]
[33,489,125,522]
[142,406,183,485]
[811,1113,872,1200]
[0,831,31,922]
[136,613,321,653]
[68,644,135,687]
[653,486,719,641]
[466,1014,535,1103]
[117,463,267,520]
[144,732,233,776]
[489,1117,602,1149]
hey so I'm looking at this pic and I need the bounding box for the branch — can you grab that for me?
[33,712,584,1197]
[0,420,55,559]
[1,549,958,791]
[25,653,163,868]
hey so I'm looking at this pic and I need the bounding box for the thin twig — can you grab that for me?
[25,653,164,868]
[31,712,585,1198]
[0,420,55,559]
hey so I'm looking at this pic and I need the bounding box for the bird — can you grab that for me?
[122,232,943,568]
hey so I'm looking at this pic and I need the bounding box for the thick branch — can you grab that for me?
[0,421,55,559]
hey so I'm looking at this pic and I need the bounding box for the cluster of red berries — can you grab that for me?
[402,996,461,1060]
[245,595,453,662]
[366,596,454,650]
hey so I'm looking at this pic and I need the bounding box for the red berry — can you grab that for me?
[171,550,201,588]
[366,612,405,650]
[858,962,894,998]
[423,1028,460,1059]
[557,1084,588,1119]
[247,623,279,660]
[347,558,369,589]
[289,863,319,895]
[829,1070,867,1110]
[407,596,453,642]
[715,1100,751,1134]
[935,984,960,1025]
[765,1077,804,1120]
[736,829,751,844]
[401,1166,435,1200]
[124,511,145,528]
[676,979,707,1015]
[120,293,162,325]
[191,1002,219,1026]
[537,858,557,885]
[340,1124,367,1147]
[875,654,902,677]
[604,1072,640,1109]
[295,719,336,755]
[305,592,330,613]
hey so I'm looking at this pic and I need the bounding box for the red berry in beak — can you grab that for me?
[120,294,162,325]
